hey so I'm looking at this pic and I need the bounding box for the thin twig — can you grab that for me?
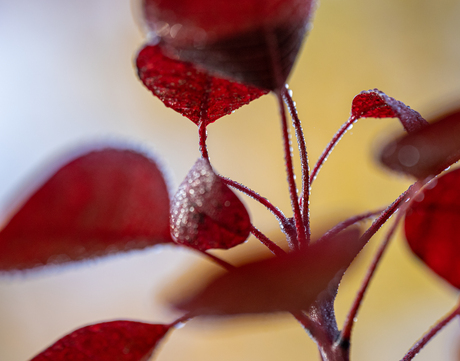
[198,119,209,160]
[250,225,286,256]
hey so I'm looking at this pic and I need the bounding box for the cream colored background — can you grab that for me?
[1,0,460,360]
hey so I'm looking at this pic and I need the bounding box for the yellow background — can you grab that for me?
[0,0,460,360]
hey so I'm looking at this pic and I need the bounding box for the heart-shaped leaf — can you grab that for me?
[380,106,460,179]
[31,320,170,361]
[405,168,460,289]
[170,158,251,251]
[142,0,316,90]
[0,148,172,271]
[175,229,362,315]
[137,44,267,125]
[351,89,428,133]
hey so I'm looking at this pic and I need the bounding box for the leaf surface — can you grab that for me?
[176,229,362,315]
[170,158,251,251]
[31,320,170,361]
[352,89,428,133]
[137,44,267,124]
[380,106,460,179]
[0,148,172,271]
[405,168,460,289]
[142,0,316,90]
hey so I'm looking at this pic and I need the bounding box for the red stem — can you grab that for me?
[250,225,286,257]
[340,206,405,343]
[277,90,306,249]
[282,87,311,246]
[167,312,194,328]
[310,116,357,183]
[401,301,460,361]
[198,119,209,160]
[201,250,235,271]
[219,176,289,228]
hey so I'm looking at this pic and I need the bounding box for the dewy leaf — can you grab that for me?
[0,148,172,271]
[30,320,170,361]
[351,89,428,133]
[405,168,460,289]
[170,158,251,251]
[142,0,317,90]
[380,106,460,179]
[137,44,267,125]
[175,229,361,315]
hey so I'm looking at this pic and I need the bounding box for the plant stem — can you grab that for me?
[250,225,286,256]
[219,176,290,230]
[198,119,209,160]
[282,87,311,245]
[310,116,357,183]
[277,90,306,249]
[202,250,235,271]
[401,301,460,361]
[340,206,405,343]
[167,312,195,328]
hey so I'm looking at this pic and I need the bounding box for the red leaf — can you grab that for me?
[352,89,428,133]
[405,168,460,289]
[170,158,251,251]
[31,320,170,361]
[175,229,362,315]
[142,0,316,90]
[137,44,267,124]
[380,106,460,179]
[0,148,172,271]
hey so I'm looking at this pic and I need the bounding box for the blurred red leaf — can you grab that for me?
[0,148,172,271]
[405,168,460,289]
[352,89,428,133]
[380,106,460,179]
[175,229,362,315]
[137,44,267,124]
[170,158,251,251]
[142,0,316,90]
[31,320,170,361]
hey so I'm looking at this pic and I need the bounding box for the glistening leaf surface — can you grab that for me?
[0,148,172,271]
[380,106,460,179]
[142,0,316,90]
[30,321,170,361]
[176,229,362,315]
[405,168,460,289]
[352,89,428,133]
[170,158,251,251]
[137,44,267,124]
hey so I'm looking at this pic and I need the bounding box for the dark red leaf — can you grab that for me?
[352,89,428,133]
[405,168,460,289]
[142,0,316,90]
[175,229,362,315]
[137,44,267,124]
[170,158,251,251]
[380,106,460,179]
[31,320,170,361]
[0,148,172,271]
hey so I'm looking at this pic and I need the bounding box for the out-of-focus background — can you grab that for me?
[1,0,460,360]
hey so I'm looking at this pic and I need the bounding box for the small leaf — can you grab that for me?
[170,158,251,251]
[405,168,460,289]
[31,320,170,361]
[142,0,316,90]
[0,148,172,271]
[352,89,428,133]
[380,106,460,179]
[175,229,362,315]
[137,44,267,125]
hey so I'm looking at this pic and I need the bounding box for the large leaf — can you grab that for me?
[137,44,267,125]
[380,105,460,179]
[175,229,361,315]
[351,89,428,133]
[405,168,460,289]
[142,0,316,90]
[170,158,251,251]
[31,320,170,361]
[0,148,172,271]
